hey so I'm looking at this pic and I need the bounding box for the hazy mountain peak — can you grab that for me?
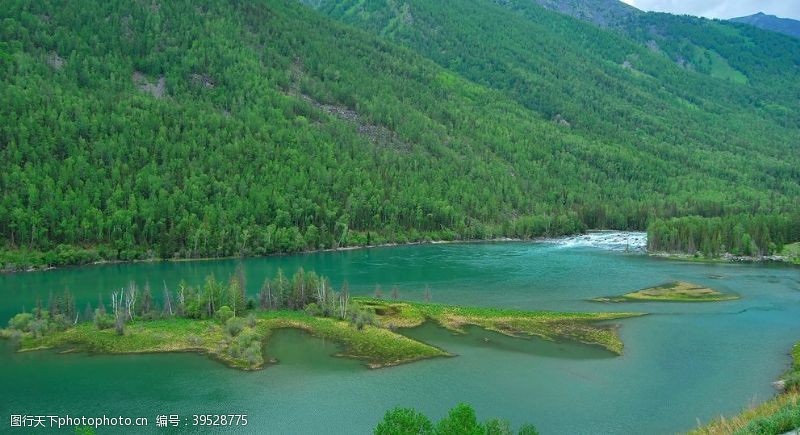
[730,12,800,39]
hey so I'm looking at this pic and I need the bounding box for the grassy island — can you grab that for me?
[0,269,641,370]
[8,311,448,370]
[358,299,641,355]
[592,281,739,303]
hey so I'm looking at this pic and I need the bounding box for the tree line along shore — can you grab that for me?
[3,212,799,273]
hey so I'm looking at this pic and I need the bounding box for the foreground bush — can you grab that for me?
[375,403,537,435]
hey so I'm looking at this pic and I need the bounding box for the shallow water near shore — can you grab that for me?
[1,239,799,433]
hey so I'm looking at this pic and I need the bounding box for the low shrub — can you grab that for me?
[93,310,115,330]
[225,316,245,337]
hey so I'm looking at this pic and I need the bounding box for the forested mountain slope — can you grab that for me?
[0,0,797,267]
[307,0,800,160]
[304,0,800,255]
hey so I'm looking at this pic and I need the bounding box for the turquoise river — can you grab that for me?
[1,240,799,433]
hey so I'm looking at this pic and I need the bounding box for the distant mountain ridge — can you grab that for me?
[530,0,640,26]
[730,12,800,39]
[502,0,800,94]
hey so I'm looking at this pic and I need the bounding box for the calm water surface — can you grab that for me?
[1,242,799,434]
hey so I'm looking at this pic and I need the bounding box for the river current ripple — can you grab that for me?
[546,230,648,252]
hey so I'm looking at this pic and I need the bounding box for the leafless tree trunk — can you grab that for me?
[178,285,185,316]
[111,290,123,320]
[125,282,138,320]
[316,280,326,305]
[163,281,173,316]
[111,289,126,335]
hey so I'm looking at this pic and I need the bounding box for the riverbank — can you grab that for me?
[0,231,652,274]
[0,299,640,369]
[0,229,647,273]
[6,235,798,275]
[692,342,800,434]
[648,250,800,266]
[0,238,524,274]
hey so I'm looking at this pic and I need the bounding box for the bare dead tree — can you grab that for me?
[125,281,138,320]
[111,289,125,335]
[177,284,185,316]
[317,279,328,307]
[111,289,122,319]
[163,281,173,316]
[424,285,432,303]
[391,285,399,300]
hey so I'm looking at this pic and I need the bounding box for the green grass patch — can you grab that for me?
[592,281,739,303]
[354,298,642,355]
[252,311,448,368]
[692,392,800,435]
[707,51,748,84]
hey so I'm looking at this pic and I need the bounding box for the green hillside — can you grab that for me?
[304,0,800,254]
[0,0,798,267]
[307,0,800,177]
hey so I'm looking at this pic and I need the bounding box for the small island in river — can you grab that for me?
[0,270,642,371]
[592,281,739,303]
